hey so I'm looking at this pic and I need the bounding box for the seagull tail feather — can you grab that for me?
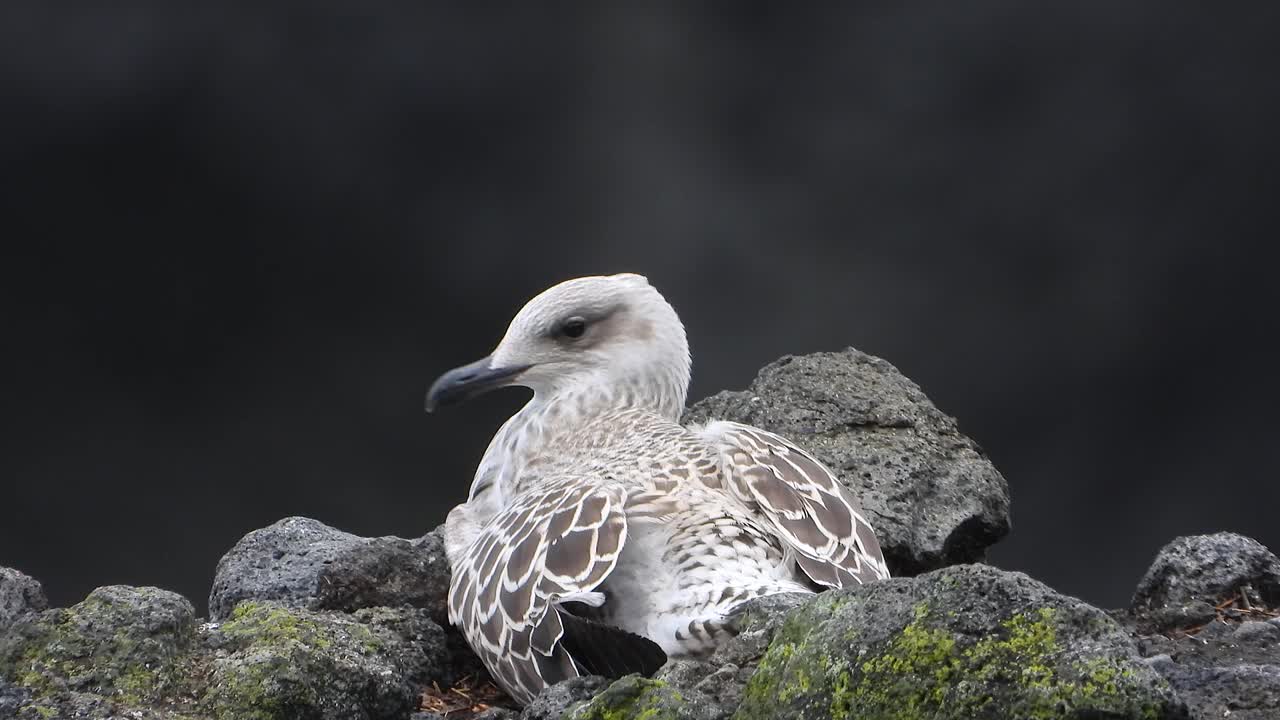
[558,611,668,679]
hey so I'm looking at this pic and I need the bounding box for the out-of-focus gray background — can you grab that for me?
[2,3,1276,613]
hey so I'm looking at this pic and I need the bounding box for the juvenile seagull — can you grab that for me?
[425,273,888,704]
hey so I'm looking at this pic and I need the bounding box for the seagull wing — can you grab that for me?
[447,480,663,705]
[699,421,890,587]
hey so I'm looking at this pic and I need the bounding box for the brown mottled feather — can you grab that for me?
[706,422,889,587]
[447,482,630,705]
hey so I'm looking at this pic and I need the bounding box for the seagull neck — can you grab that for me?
[526,373,687,426]
[470,374,686,504]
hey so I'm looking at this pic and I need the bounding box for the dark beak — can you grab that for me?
[425,355,530,413]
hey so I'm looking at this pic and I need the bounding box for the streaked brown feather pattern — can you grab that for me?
[447,482,629,704]
[707,421,890,586]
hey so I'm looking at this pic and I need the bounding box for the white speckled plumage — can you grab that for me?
[434,274,888,704]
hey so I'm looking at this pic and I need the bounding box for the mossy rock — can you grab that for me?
[0,585,196,707]
[733,565,1188,720]
[567,675,718,720]
[1,585,450,720]
[203,601,448,720]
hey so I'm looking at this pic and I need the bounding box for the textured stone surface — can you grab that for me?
[0,585,196,702]
[684,349,1010,575]
[203,601,449,720]
[711,592,810,667]
[1144,653,1280,720]
[1132,532,1280,613]
[1232,620,1280,644]
[520,675,611,720]
[0,678,32,718]
[653,660,745,720]
[0,567,47,633]
[0,583,452,720]
[567,675,721,720]
[2,688,183,720]
[208,516,452,623]
[732,564,1185,720]
[1123,534,1280,720]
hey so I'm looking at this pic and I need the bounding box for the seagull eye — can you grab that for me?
[559,316,588,340]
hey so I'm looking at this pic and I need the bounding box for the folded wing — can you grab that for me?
[699,421,890,587]
[447,480,664,704]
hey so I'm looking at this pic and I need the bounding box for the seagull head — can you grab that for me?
[425,273,691,416]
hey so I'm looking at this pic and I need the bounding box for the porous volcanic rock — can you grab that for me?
[1124,532,1280,720]
[728,564,1185,720]
[0,567,47,632]
[519,675,611,720]
[204,601,449,720]
[1132,532,1280,615]
[684,349,1011,576]
[0,583,452,719]
[208,516,451,623]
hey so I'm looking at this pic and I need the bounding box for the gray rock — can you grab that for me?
[10,690,189,720]
[208,516,452,623]
[0,678,32,718]
[653,658,715,688]
[1132,532,1280,614]
[0,585,196,702]
[0,687,123,720]
[732,564,1186,720]
[566,674,721,720]
[1153,662,1280,720]
[1126,602,1280,718]
[520,675,610,720]
[654,660,744,720]
[683,349,1010,575]
[204,601,450,720]
[711,592,809,667]
[1233,620,1280,645]
[1,582,452,720]
[628,595,810,719]
[1154,622,1277,670]
[0,567,47,632]
[0,585,208,718]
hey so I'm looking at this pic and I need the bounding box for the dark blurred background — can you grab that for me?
[2,2,1277,614]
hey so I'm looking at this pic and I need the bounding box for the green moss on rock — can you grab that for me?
[1,587,446,720]
[825,605,1159,719]
[569,676,687,720]
[738,592,851,715]
[0,585,195,707]
[203,601,441,720]
[734,566,1184,720]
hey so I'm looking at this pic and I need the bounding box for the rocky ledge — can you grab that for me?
[2,349,1275,719]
